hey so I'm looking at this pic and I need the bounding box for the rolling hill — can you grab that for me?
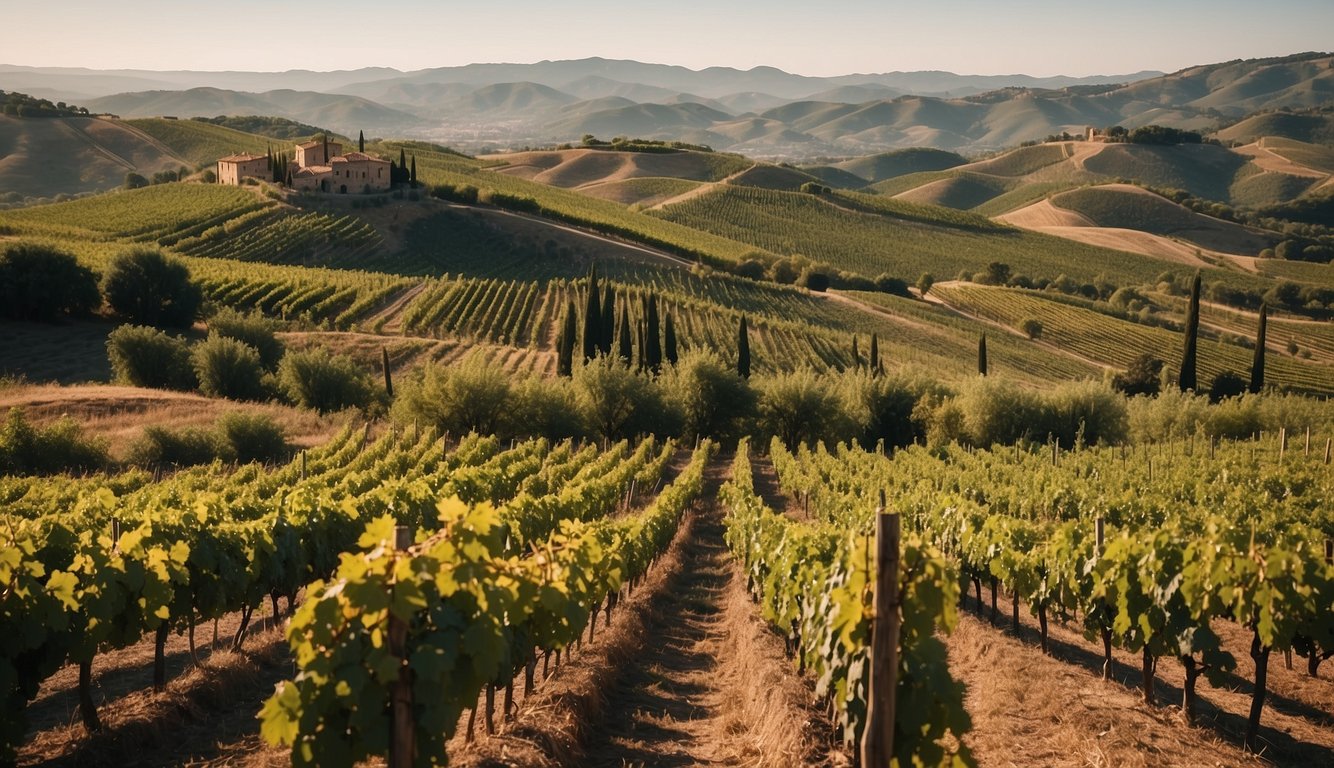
[83,87,422,136]
[9,53,1330,160]
[0,115,187,201]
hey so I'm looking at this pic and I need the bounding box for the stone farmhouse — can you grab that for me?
[217,138,392,193]
[216,153,269,185]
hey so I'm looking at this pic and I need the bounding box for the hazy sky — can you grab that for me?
[7,0,1332,76]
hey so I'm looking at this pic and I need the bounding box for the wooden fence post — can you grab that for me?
[860,490,900,768]
[1279,427,1287,461]
[1324,438,1331,466]
[389,525,414,768]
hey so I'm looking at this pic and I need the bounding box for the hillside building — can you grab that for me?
[294,139,342,168]
[218,138,392,193]
[216,153,269,185]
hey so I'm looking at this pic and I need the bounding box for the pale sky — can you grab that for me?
[6,0,1332,77]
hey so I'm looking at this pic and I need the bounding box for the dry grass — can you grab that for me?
[20,608,293,768]
[0,319,119,384]
[0,382,348,457]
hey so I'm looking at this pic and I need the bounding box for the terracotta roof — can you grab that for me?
[294,165,332,176]
[330,152,387,164]
[219,153,266,162]
[296,140,342,150]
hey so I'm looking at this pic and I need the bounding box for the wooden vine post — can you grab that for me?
[389,525,415,768]
[1096,517,1112,681]
[860,490,900,768]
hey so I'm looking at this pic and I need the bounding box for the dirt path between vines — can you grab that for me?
[458,455,847,768]
[580,458,844,767]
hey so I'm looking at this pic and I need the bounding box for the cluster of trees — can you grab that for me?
[1112,274,1272,401]
[107,310,384,415]
[124,167,193,189]
[1,90,89,118]
[389,348,1332,454]
[578,135,718,154]
[554,267,684,377]
[0,243,202,326]
[0,404,291,475]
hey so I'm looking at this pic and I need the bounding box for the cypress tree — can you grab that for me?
[851,334,861,370]
[410,155,417,187]
[322,134,329,164]
[645,294,662,372]
[582,266,600,361]
[398,148,407,184]
[869,333,881,376]
[737,316,750,378]
[664,313,678,366]
[557,300,577,377]
[358,130,365,153]
[1178,271,1201,392]
[381,347,394,398]
[978,333,988,377]
[1249,302,1267,394]
[600,284,615,355]
[617,306,632,364]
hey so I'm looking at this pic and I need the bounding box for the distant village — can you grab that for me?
[217,136,398,193]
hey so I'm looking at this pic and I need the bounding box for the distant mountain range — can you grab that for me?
[3,53,1331,158]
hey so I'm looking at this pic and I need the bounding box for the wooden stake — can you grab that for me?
[1324,438,1331,466]
[860,491,900,768]
[1279,427,1287,461]
[1305,427,1310,456]
[389,525,415,768]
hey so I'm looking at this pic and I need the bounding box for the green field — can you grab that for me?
[931,283,1333,395]
[127,117,291,166]
[652,183,1264,290]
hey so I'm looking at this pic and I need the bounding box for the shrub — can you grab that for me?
[102,247,202,327]
[1020,318,1043,340]
[1126,390,1211,442]
[799,270,830,292]
[573,356,667,440]
[0,407,109,475]
[874,274,911,296]
[192,334,266,400]
[1208,371,1248,403]
[510,376,586,439]
[838,369,942,450]
[278,347,374,413]
[951,377,1045,447]
[106,325,195,390]
[394,353,512,436]
[1039,381,1128,448]
[660,350,753,441]
[733,258,767,280]
[917,273,935,296]
[127,425,223,468]
[215,412,288,464]
[756,368,842,449]
[209,309,284,369]
[0,242,101,321]
[1111,354,1163,396]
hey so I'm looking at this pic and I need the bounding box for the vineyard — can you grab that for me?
[651,183,1254,289]
[931,282,1334,395]
[731,434,1333,763]
[2,425,708,764]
